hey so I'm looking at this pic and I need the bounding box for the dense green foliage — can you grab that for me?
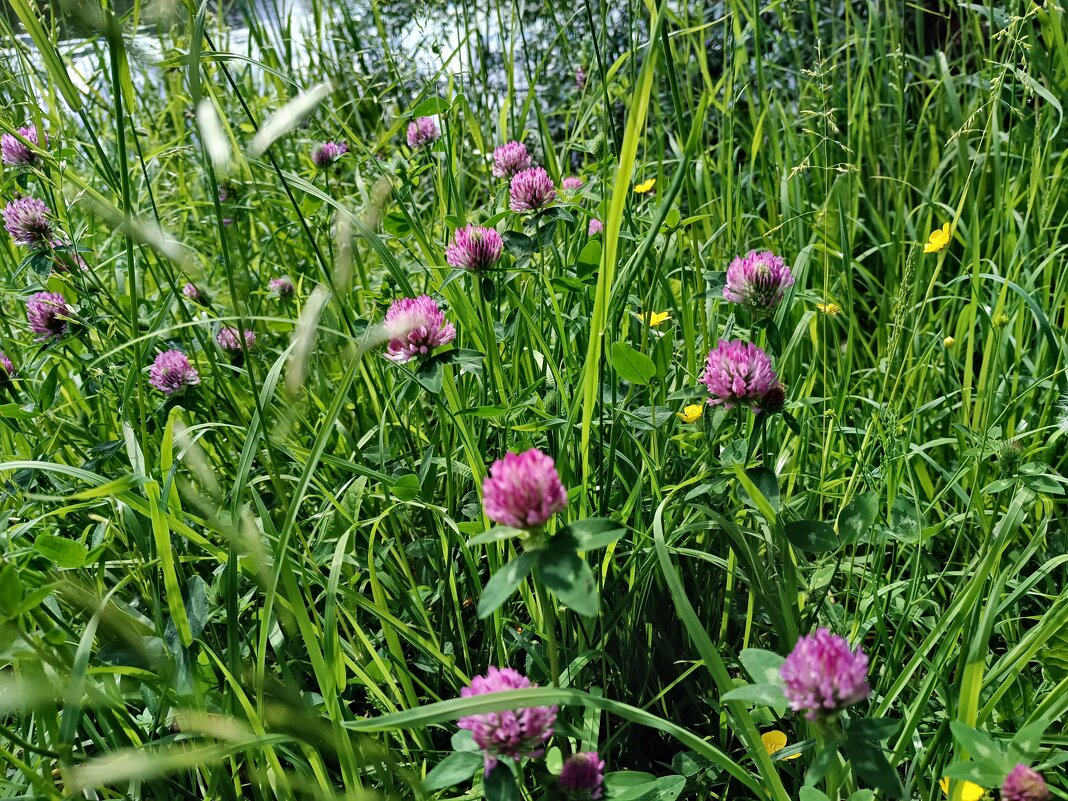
[0,0,1066,799]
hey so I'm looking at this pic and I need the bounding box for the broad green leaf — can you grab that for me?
[784,520,839,553]
[33,535,89,569]
[423,750,482,791]
[611,342,655,385]
[720,683,788,707]
[841,740,905,798]
[538,548,599,616]
[484,764,519,801]
[477,552,537,618]
[739,649,785,685]
[839,491,879,544]
[559,518,626,550]
[409,96,451,118]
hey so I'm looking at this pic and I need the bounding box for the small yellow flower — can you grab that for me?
[816,302,842,316]
[939,777,985,801]
[633,310,671,327]
[924,223,952,254]
[634,178,656,194]
[761,730,801,761]
[678,404,704,424]
[992,312,1010,328]
[943,336,955,347]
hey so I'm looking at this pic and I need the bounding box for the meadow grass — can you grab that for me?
[0,0,1066,799]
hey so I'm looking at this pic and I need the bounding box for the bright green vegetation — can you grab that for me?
[0,0,1066,799]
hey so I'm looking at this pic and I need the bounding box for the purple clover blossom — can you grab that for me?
[446,224,504,271]
[3,197,54,248]
[700,340,781,411]
[217,326,256,352]
[723,250,794,313]
[50,239,88,273]
[149,350,200,395]
[182,283,203,302]
[576,65,587,90]
[312,141,348,168]
[1,126,46,167]
[561,176,583,191]
[457,666,557,772]
[509,167,556,213]
[26,291,70,340]
[268,276,295,298]
[406,117,440,149]
[482,448,568,530]
[588,219,603,236]
[383,295,456,363]
[492,140,532,179]
[1002,765,1050,801]
[780,628,871,720]
[560,752,605,799]
[0,352,15,381]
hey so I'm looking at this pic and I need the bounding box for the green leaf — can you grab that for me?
[391,473,421,502]
[423,750,482,791]
[1010,719,1049,761]
[941,762,1005,787]
[799,788,832,801]
[484,764,519,801]
[0,564,23,617]
[501,231,536,256]
[577,239,601,268]
[414,358,444,394]
[720,683,788,707]
[804,744,840,788]
[537,547,599,616]
[559,518,626,550]
[611,342,655,385]
[739,466,780,514]
[409,96,450,118]
[845,717,900,743]
[839,491,879,544]
[948,722,1009,768]
[841,740,905,799]
[33,535,89,569]
[739,648,785,685]
[477,552,537,619]
[468,526,522,546]
[784,520,839,553]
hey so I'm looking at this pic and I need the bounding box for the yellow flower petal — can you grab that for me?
[816,302,842,316]
[939,777,985,801]
[637,310,670,327]
[678,404,703,424]
[634,178,656,194]
[761,730,801,760]
[924,222,951,253]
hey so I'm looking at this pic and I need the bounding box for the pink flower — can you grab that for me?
[268,276,295,297]
[1002,765,1050,801]
[492,140,532,179]
[0,352,15,380]
[588,219,603,236]
[383,295,455,363]
[457,666,557,772]
[312,141,348,168]
[482,448,567,529]
[149,350,200,395]
[1,126,46,167]
[446,224,504,271]
[560,752,605,799]
[780,629,870,720]
[700,340,780,410]
[26,291,70,340]
[576,65,587,90]
[723,250,794,312]
[561,176,583,191]
[182,282,202,302]
[406,117,440,149]
[510,167,556,213]
[3,197,53,247]
[217,327,256,352]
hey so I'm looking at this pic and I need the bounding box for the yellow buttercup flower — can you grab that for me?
[943,336,955,347]
[678,404,703,424]
[634,178,656,194]
[634,310,671,327]
[816,302,842,316]
[761,730,801,761]
[924,223,952,253]
[939,777,985,801]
